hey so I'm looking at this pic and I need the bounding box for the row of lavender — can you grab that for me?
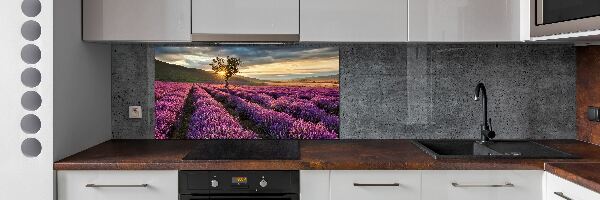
[154,81,193,139]
[237,86,339,115]
[202,85,338,139]
[225,87,339,133]
[155,81,340,139]
[187,86,258,139]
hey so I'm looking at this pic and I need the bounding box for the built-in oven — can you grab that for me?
[179,171,299,200]
[532,0,600,37]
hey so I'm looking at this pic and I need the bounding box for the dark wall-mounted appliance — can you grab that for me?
[532,0,600,37]
[179,171,299,200]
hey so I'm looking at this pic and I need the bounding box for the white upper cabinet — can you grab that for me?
[83,0,191,42]
[80,0,533,42]
[300,0,408,42]
[408,0,530,42]
[191,0,300,41]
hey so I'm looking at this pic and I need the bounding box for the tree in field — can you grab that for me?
[209,56,241,88]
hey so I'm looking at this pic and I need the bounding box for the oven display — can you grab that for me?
[232,177,248,185]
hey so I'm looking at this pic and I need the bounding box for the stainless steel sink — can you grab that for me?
[411,140,577,159]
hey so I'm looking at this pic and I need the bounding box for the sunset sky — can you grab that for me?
[155,46,339,81]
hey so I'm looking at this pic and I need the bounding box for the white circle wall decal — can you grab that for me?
[21,138,42,157]
[20,114,41,134]
[21,44,41,64]
[21,20,41,41]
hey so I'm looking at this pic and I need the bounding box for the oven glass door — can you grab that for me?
[180,194,299,200]
[538,0,600,25]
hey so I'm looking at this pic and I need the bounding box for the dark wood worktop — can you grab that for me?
[545,162,600,194]
[54,139,600,171]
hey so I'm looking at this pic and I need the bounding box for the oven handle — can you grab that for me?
[180,194,298,200]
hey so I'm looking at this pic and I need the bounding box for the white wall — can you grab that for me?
[0,0,54,199]
[0,0,110,199]
[53,0,112,161]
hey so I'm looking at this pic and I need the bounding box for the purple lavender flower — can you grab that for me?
[154,81,194,139]
[203,85,339,138]
[187,86,257,139]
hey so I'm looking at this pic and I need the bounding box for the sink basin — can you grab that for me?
[411,140,577,159]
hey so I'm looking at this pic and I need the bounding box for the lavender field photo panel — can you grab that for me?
[154,46,340,139]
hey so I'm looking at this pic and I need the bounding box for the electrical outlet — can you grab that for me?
[129,106,142,119]
[588,106,600,122]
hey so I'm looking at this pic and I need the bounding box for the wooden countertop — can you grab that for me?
[54,139,600,171]
[545,162,600,194]
[54,139,600,193]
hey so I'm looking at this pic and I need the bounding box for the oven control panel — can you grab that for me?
[179,171,299,194]
[231,176,249,188]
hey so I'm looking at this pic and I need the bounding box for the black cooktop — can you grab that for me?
[183,140,300,160]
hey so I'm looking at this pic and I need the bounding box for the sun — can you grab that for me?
[216,71,226,77]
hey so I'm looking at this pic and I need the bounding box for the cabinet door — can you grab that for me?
[421,170,543,200]
[192,0,299,37]
[57,170,178,200]
[409,0,529,42]
[546,172,600,200]
[300,171,330,200]
[82,0,191,41]
[330,170,420,200]
[300,0,408,42]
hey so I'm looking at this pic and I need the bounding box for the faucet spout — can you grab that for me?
[474,83,488,130]
[474,83,495,142]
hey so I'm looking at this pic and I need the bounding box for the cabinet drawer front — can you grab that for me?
[422,170,543,200]
[546,173,600,200]
[330,170,420,200]
[57,170,178,200]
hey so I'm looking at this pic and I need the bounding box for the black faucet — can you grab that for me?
[474,83,495,143]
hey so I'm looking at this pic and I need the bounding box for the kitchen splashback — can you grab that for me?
[154,46,340,140]
[112,44,576,139]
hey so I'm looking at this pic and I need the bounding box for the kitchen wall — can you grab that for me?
[54,0,112,161]
[112,44,576,139]
[576,46,600,145]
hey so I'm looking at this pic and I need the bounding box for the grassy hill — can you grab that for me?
[289,74,339,83]
[155,60,266,85]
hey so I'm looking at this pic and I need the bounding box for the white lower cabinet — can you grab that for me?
[57,170,178,200]
[301,171,331,200]
[421,170,543,200]
[545,172,600,200]
[330,170,421,200]
[56,170,600,200]
[301,170,546,200]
